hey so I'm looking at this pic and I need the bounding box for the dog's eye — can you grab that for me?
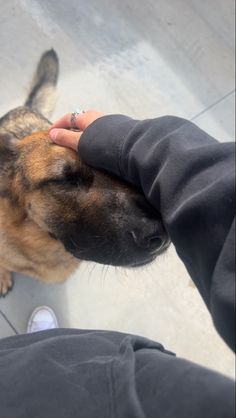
[38,163,93,190]
[55,173,84,188]
[38,173,83,189]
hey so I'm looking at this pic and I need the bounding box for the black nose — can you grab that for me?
[131,229,166,251]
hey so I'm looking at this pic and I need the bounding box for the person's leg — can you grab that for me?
[0,329,234,418]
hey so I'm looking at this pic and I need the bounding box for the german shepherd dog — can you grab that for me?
[0,50,169,296]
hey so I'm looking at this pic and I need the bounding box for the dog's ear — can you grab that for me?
[0,130,18,195]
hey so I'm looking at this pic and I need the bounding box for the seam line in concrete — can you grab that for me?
[0,309,19,335]
[191,89,235,122]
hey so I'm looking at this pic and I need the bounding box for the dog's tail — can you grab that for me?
[24,49,59,119]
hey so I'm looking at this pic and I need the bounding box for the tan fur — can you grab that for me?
[0,140,80,293]
[0,266,13,296]
[0,198,79,282]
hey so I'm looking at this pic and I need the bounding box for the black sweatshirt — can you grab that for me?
[79,115,235,352]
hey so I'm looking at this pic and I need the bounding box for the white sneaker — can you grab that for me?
[27,306,59,333]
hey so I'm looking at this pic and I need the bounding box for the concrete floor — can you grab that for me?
[0,0,235,378]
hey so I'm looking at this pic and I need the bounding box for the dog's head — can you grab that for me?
[0,130,170,267]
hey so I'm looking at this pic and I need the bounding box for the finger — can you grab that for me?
[50,110,104,131]
[50,113,72,129]
[50,128,82,151]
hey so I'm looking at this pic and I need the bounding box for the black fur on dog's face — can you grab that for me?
[12,131,170,267]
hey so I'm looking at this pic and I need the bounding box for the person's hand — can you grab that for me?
[49,110,104,151]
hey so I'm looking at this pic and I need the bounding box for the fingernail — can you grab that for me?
[50,129,58,141]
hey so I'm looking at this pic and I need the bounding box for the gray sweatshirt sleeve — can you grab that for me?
[79,115,235,352]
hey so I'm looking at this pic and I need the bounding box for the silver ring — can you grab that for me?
[71,108,85,129]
